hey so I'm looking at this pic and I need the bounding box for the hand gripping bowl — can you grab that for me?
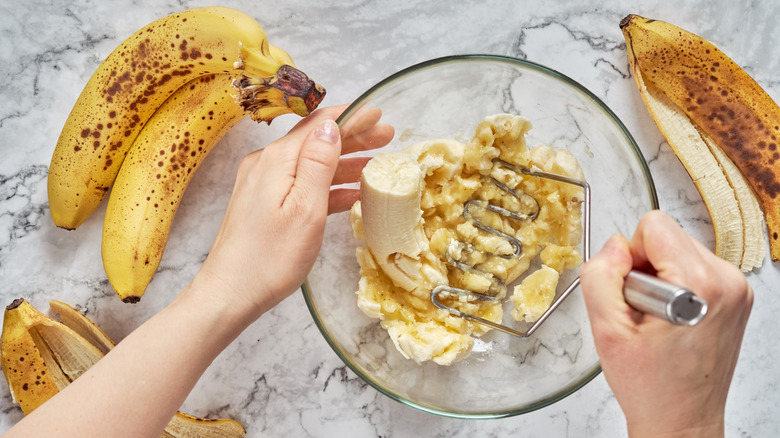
[302,55,658,418]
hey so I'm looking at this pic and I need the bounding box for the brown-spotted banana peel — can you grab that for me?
[0,299,246,437]
[621,14,772,270]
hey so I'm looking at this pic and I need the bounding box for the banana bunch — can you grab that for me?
[47,7,325,302]
[0,298,246,437]
[620,14,780,270]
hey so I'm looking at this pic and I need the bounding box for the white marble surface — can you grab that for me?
[1,0,779,436]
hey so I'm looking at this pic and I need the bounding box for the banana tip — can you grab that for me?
[619,14,636,29]
[122,296,141,304]
[6,298,25,310]
[620,14,657,30]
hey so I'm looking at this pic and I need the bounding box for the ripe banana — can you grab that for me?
[621,14,773,268]
[102,45,307,303]
[48,6,325,230]
[1,298,246,437]
[100,73,244,303]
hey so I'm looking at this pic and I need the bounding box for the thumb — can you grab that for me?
[290,119,342,213]
[580,233,634,324]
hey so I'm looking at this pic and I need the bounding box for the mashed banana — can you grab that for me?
[350,114,585,365]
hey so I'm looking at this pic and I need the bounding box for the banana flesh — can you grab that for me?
[639,79,747,265]
[352,115,584,365]
[48,6,325,230]
[621,14,770,269]
[358,151,448,292]
[0,299,246,437]
[510,265,559,323]
[360,152,426,262]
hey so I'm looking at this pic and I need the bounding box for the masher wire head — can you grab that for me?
[431,158,591,338]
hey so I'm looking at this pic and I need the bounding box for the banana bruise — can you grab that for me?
[0,299,246,437]
[48,6,325,230]
[621,14,769,269]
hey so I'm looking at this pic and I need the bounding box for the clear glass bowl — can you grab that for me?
[303,55,658,418]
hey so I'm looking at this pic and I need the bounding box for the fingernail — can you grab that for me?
[316,119,339,144]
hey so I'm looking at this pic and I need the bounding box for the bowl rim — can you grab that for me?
[303,54,659,419]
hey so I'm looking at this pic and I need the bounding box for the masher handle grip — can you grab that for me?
[623,270,707,326]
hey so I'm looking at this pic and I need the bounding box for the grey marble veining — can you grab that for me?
[2,0,780,436]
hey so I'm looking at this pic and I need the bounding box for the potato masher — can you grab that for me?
[430,158,708,337]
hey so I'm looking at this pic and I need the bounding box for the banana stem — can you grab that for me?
[232,65,325,119]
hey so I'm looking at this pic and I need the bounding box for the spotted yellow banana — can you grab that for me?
[100,72,242,303]
[101,45,310,303]
[621,14,771,269]
[48,6,325,230]
[1,298,247,437]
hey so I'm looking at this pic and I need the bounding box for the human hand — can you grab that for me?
[191,104,394,319]
[579,211,753,437]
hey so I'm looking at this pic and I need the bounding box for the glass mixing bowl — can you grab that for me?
[302,55,657,418]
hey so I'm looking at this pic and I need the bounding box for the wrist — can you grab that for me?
[627,416,725,438]
[173,273,262,342]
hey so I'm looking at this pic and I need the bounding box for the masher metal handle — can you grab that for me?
[623,270,708,326]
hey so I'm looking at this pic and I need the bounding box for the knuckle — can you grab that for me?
[686,263,711,288]
[237,149,262,173]
[694,259,752,311]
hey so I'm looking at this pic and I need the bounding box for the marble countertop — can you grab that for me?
[2,0,779,436]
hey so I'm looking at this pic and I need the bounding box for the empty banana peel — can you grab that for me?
[0,299,246,437]
[621,14,774,270]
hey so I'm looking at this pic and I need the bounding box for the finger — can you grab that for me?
[279,104,350,147]
[328,188,360,215]
[293,104,350,133]
[332,157,370,185]
[628,211,703,289]
[580,233,637,324]
[258,106,348,193]
[342,106,383,136]
[339,107,385,153]
[288,119,342,215]
[250,138,302,210]
[683,224,754,307]
[342,123,395,155]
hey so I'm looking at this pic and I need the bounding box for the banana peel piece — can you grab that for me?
[48,299,114,354]
[0,299,62,413]
[636,78,747,266]
[621,14,768,270]
[0,299,246,437]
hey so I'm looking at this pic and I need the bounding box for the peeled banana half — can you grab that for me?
[0,298,246,437]
[621,14,780,270]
